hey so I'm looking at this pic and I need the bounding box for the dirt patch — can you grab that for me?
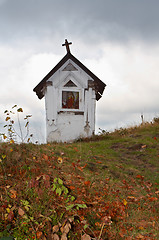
[111,143,125,150]
[86,162,97,172]
[127,143,144,150]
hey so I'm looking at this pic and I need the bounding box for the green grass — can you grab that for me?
[0,121,159,239]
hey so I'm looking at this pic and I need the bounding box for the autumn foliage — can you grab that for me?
[0,121,159,239]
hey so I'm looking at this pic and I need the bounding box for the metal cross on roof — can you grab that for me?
[62,39,72,53]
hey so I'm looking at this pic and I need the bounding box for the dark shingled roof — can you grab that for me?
[33,52,106,101]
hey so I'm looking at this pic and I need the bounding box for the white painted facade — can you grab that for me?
[33,42,106,143]
[45,59,96,142]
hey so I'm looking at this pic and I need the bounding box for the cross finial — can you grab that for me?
[62,39,72,53]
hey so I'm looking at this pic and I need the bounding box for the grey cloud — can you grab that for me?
[0,0,159,47]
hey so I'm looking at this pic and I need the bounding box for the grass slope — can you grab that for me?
[0,122,159,239]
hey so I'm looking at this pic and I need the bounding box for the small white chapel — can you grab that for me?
[33,39,106,142]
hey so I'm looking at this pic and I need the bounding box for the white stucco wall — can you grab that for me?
[44,59,96,142]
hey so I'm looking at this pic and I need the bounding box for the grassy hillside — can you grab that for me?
[0,121,159,239]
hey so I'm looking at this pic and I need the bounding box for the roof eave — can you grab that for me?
[33,52,106,100]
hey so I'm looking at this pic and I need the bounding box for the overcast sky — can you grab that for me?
[0,0,159,143]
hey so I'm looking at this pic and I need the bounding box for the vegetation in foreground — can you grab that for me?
[0,121,159,239]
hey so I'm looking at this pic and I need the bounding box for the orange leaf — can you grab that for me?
[136,233,144,239]
[84,181,91,186]
[57,157,63,163]
[5,116,10,121]
[36,231,43,239]
[3,134,7,139]
[96,161,102,164]
[123,199,127,206]
[42,154,49,161]
[17,107,23,112]
[138,226,144,230]
[83,164,87,168]
[141,145,147,149]
[136,175,144,180]
[105,178,110,181]
[69,186,75,190]
[148,197,158,201]
[95,222,101,227]
[119,232,125,238]
[10,189,17,199]
[128,196,135,199]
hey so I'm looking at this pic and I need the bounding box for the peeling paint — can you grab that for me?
[33,50,105,143]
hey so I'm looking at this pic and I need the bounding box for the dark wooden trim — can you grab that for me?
[58,111,84,115]
[33,52,106,100]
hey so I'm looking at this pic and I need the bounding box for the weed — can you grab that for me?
[1,105,33,143]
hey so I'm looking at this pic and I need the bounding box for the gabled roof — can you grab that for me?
[33,52,106,101]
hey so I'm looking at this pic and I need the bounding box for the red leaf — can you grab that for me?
[83,164,87,168]
[136,175,144,180]
[2,205,7,208]
[72,163,76,168]
[74,147,79,152]
[43,174,50,188]
[77,166,83,171]
[96,161,102,164]
[7,211,14,222]
[84,181,91,186]
[148,197,158,201]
